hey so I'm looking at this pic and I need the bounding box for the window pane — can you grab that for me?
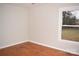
[62,10,79,42]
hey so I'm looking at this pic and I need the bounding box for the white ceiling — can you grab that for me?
[1,3,79,8]
[4,3,32,7]
[1,3,41,8]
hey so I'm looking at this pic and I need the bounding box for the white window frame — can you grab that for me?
[58,6,79,43]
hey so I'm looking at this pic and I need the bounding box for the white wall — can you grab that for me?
[0,3,79,54]
[0,4,29,48]
[29,3,79,54]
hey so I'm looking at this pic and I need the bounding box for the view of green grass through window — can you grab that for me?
[62,10,79,42]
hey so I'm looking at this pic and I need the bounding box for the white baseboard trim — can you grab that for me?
[0,40,29,49]
[0,40,79,55]
[29,41,79,55]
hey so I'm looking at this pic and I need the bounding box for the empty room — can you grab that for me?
[0,3,79,56]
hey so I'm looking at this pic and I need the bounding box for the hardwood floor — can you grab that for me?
[0,42,78,56]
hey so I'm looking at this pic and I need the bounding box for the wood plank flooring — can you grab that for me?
[0,42,78,56]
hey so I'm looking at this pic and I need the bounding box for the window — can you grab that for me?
[62,10,79,42]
